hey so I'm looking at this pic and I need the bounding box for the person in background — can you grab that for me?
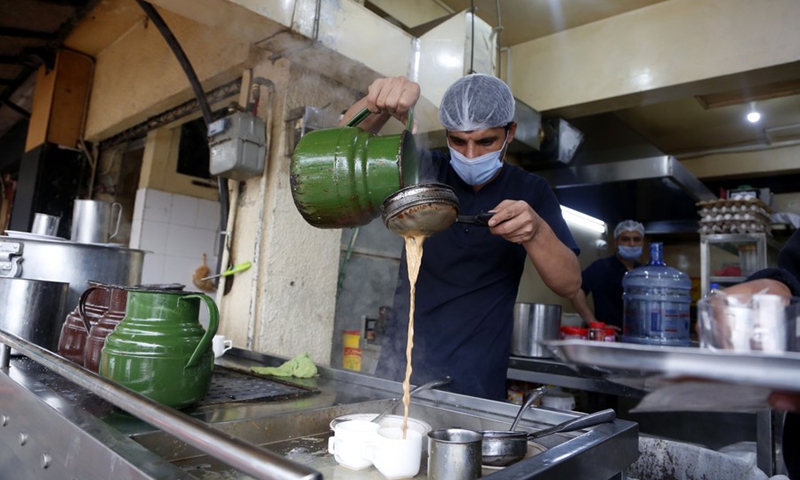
[570,220,646,330]
[718,228,800,478]
[340,74,582,400]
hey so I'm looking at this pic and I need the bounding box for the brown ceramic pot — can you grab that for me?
[57,282,110,365]
[83,284,128,372]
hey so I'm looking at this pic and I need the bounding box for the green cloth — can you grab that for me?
[251,352,318,378]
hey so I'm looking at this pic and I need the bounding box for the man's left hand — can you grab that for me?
[487,200,541,244]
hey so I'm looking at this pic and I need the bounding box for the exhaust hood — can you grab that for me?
[526,113,717,235]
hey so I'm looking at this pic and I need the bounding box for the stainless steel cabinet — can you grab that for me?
[699,233,780,296]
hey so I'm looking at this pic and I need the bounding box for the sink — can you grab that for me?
[130,398,585,479]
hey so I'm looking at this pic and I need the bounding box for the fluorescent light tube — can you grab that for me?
[561,206,606,234]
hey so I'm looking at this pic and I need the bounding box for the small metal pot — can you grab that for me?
[481,409,617,467]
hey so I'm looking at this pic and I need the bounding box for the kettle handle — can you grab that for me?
[345,106,414,133]
[78,286,104,332]
[182,293,219,369]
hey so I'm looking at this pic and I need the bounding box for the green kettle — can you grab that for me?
[290,107,420,228]
[99,289,218,409]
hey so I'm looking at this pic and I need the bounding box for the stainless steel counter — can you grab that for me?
[0,331,639,479]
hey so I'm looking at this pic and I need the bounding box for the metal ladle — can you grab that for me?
[328,376,452,429]
[381,183,494,236]
[371,376,453,424]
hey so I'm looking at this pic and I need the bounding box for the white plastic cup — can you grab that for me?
[327,420,380,471]
[212,334,233,358]
[363,427,422,479]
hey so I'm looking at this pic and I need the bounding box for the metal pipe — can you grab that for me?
[0,329,321,480]
[0,344,9,369]
[247,76,275,350]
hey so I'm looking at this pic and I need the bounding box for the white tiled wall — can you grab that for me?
[130,188,220,292]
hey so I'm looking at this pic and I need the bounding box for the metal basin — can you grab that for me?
[130,399,590,479]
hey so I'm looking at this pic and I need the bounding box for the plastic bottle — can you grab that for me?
[621,242,692,346]
[588,321,606,341]
[604,327,617,342]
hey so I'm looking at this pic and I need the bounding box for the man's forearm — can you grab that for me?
[570,289,597,324]
[524,225,581,299]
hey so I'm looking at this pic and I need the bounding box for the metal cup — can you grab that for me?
[427,428,483,480]
[31,213,60,236]
[70,200,122,244]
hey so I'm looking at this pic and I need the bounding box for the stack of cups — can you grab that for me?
[328,420,423,478]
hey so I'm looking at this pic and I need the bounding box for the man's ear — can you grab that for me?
[506,122,518,144]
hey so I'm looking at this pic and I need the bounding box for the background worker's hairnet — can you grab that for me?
[439,74,515,131]
[614,220,645,239]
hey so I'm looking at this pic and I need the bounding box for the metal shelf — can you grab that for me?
[700,233,776,296]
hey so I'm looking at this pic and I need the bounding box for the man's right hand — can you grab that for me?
[365,76,420,126]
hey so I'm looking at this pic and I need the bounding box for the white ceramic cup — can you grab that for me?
[363,427,422,479]
[327,420,380,470]
[212,334,233,358]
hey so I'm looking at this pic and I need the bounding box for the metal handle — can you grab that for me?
[77,285,105,332]
[510,386,548,431]
[182,293,219,369]
[527,408,616,440]
[456,212,495,226]
[344,107,371,127]
[371,376,452,424]
[0,328,321,480]
[344,106,414,133]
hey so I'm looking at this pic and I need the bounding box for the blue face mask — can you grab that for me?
[448,134,508,186]
[618,245,643,260]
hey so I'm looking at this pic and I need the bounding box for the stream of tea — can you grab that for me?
[401,234,425,439]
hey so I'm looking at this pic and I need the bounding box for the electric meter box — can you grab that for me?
[208,112,266,181]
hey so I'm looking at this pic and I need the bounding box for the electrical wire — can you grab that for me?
[135,0,229,286]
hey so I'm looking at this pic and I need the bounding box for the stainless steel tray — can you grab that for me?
[544,340,800,392]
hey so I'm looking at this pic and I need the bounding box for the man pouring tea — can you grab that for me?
[341,74,581,399]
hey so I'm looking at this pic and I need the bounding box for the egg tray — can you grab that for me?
[197,366,319,406]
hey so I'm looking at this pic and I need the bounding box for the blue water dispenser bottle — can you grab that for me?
[622,242,692,346]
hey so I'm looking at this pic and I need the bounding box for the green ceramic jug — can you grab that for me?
[290,107,420,228]
[99,289,218,409]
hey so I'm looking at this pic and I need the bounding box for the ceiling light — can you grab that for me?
[746,102,761,123]
[561,206,606,234]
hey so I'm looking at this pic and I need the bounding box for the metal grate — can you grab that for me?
[197,367,318,406]
[12,358,318,408]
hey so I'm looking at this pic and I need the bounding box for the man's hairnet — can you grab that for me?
[439,74,515,131]
[614,220,645,239]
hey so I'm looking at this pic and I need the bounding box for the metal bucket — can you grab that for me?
[511,303,561,357]
[290,107,419,228]
[0,277,69,352]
